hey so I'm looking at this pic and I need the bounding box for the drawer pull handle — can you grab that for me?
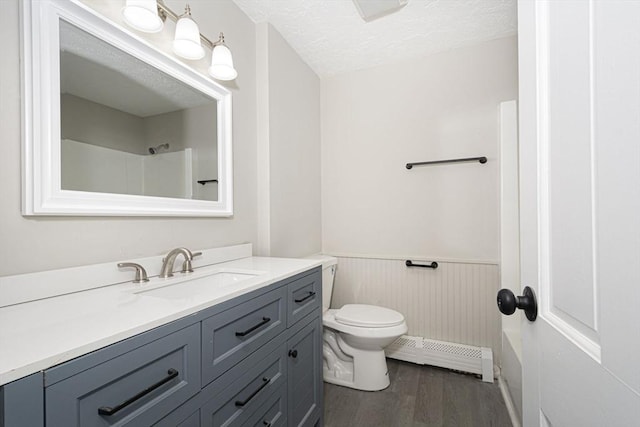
[97,368,179,416]
[263,421,272,427]
[288,349,298,358]
[294,291,316,303]
[235,377,271,407]
[236,317,271,337]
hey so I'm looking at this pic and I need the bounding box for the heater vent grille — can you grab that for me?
[386,335,494,383]
[423,341,483,358]
[394,336,418,348]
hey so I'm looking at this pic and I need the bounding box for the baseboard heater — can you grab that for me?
[385,335,494,383]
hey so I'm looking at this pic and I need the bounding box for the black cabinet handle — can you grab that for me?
[405,260,438,269]
[236,317,271,337]
[98,368,179,416]
[294,291,316,303]
[235,377,271,407]
[263,421,272,427]
[288,349,298,358]
[497,287,538,321]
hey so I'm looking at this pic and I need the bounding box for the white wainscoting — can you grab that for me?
[331,256,502,366]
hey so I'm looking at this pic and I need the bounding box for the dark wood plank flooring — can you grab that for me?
[323,359,512,427]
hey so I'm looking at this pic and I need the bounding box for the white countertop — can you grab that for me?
[0,256,321,386]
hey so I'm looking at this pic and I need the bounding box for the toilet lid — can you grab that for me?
[334,304,405,328]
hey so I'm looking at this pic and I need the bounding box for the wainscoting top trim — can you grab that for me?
[326,252,499,266]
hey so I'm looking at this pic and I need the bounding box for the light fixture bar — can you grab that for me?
[156,1,215,48]
[123,0,237,80]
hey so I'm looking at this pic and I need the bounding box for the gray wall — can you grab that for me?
[255,23,322,258]
[266,24,322,258]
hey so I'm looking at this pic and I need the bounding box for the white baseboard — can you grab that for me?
[498,376,522,427]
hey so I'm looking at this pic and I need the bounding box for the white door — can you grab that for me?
[518,1,640,426]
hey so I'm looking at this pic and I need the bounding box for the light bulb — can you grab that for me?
[173,15,205,60]
[122,0,163,33]
[209,43,237,81]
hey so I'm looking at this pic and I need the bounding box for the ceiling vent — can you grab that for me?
[352,0,409,22]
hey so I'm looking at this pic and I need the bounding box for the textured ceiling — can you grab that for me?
[232,0,517,77]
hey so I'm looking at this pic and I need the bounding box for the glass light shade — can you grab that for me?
[122,0,163,33]
[208,44,238,81]
[173,16,205,60]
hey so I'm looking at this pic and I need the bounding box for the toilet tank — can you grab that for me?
[304,255,338,311]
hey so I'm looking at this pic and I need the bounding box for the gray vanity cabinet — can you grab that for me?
[0,267,323,427]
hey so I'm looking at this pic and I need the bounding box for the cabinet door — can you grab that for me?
[45,323,200,427]
[287,317,322,427]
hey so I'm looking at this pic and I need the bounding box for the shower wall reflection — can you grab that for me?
[60,93,218,201]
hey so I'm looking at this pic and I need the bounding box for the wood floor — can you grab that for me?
[323,359,512,427]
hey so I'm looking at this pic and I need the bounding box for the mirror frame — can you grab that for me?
[21,0,233,217]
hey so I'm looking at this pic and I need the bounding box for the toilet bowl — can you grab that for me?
[306,255,408,391]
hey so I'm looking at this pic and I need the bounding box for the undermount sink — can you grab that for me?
[134,269,264,300]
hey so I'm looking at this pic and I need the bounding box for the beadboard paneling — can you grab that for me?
[331,256,502,365]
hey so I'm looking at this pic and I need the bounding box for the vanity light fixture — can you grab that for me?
[121,0,238,80]
[209,33,238,81]
[172,5,205,60]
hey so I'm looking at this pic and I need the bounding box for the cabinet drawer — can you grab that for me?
[241,385,287,427]
[45,323,200,427]
[155,408,200,427]
[287,269,321,327]
[153,395,201,427]
[202,287,287,385]
[201,340,287,427]
[178,411,200,427]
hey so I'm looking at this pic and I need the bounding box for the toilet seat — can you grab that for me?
[323,308,407,340]
[335,304,404,328]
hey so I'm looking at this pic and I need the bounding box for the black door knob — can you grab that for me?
[497,286,537,321]
[288,349,298,358]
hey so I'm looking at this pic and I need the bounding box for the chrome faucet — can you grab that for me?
[159,247,194,278]
[117,262,149,283]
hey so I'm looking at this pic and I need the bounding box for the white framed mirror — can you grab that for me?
[21,0,233,216]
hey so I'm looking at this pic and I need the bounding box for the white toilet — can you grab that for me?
[310,255,408,391]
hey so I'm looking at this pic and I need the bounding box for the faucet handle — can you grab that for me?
[181,252,202,274]
[117,262,149,283]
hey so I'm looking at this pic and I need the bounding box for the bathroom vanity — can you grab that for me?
[0,246,323,426]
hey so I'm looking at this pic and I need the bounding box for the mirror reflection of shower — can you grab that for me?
[148,143,170,154]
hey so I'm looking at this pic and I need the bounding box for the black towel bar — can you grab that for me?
[197,179,218,185]
[405,260,438,269]
[406,156,487,169]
